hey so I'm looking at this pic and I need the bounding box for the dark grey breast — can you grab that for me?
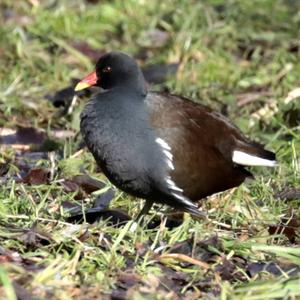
[80,89,189,206]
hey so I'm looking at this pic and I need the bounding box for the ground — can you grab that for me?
[0,0,300,299]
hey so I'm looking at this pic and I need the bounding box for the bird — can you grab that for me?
[75,51,277,219]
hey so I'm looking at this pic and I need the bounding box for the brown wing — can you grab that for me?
[145,92,252,201]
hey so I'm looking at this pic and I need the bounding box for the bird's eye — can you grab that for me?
[103,66,112,73]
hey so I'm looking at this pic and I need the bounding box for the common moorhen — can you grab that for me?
[75,51,277,218]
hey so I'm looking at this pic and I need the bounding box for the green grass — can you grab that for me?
[0,0,300,299]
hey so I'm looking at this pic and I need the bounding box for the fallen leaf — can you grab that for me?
[0,239,46,270]
[274,187,300,201]
[215,256,246,281]
[110,289,127,300]
[269,216,300,243]
[117,271,141,289]
[61,180,85,200]
[247,261,300,277]
[71,174,106,194]
[17,226,53,247]
[22,168,50,185]
[61,180,80,193]
[94,189,115,209]
[157,264,190,290]
[61,200,81,213]
[13,152,48,179]
[0,127,46,146]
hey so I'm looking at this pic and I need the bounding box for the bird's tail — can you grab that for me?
[182,203,207,219]
[232,141,277,167]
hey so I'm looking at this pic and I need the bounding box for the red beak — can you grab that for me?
[75,71,98,91]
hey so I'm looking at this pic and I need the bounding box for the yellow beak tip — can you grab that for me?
[74,82,90,92]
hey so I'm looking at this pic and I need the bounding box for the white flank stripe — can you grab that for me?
[164,151,173,160]
[155,138,175,170]
[155,137,190,204]
[156,137,171,150]
[166,160,174,170]
[232,150,277,167]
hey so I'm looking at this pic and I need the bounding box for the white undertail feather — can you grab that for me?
[232,150,277,167]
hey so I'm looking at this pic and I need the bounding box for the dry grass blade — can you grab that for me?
[159,253,210,270]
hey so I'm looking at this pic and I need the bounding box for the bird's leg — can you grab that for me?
[135,199,154,223]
